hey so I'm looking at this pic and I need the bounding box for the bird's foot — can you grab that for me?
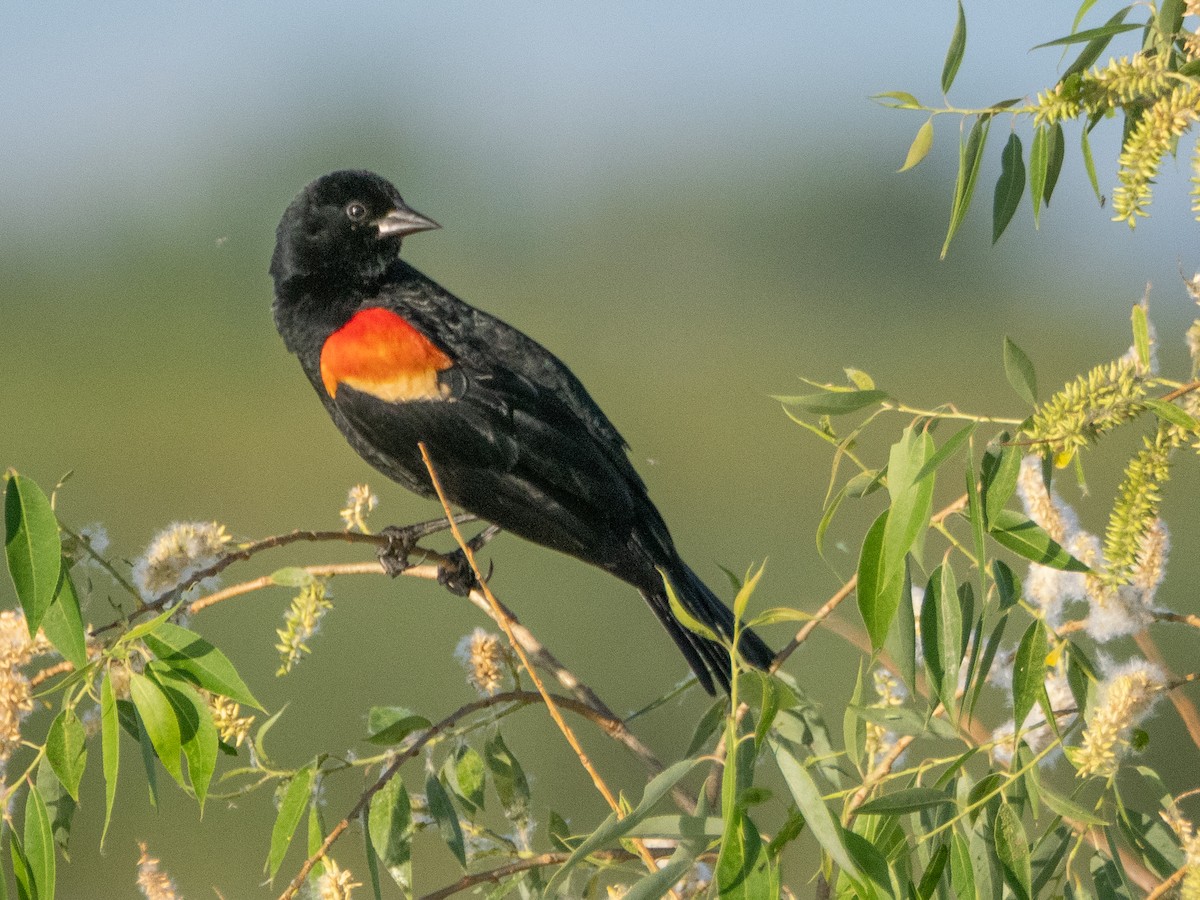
[437,549,478,596]
[436,525,500,596]
[377,524,419,577]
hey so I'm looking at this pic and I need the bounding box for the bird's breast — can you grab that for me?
[319,307,454,403]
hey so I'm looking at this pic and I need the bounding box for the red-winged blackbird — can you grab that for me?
[270,170,773,694]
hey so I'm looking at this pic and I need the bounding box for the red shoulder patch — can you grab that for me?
[320,307,453,402]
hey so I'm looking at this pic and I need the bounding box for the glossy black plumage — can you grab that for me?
[271,169,773,693]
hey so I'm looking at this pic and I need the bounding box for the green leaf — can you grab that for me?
[152,667,218,810]
[917,843,950,900]
[855,787,955,816]
[10,830,33,900]
[269,567,314,587]
[1012,620,1048,735]
[362,807,383,900]
[871,91,922,110]
[1039,784,1110,826]
[98,674,118,850]
[733,560,766,622]
[544,759,703,894]
[1028,126,1049,228]
[941,0,967,94]
[899,119,935,172]
[46,709,88,802]
[995,802,1033,900]
[769,738,864,886]
[774,389,890,416]
[884,560,916,692]
[36,757,75,860]
[993,133,1025,244]
[981,439,1021,526]
[484,731,531,824]
[1081,123,1103,204]
[41,566,88,671]
[993,559,1020,610]
[365,707,432,746]
[920,565,962,716]
[451,745,485,814]
[1043,122,1065,206]
[661,569,720,643]
[1033,19,1140,49]
[884,426,936,568]
[857,510,902,652]
[914,423,976,483]
[748,606,814,627]
[941,113,992,259]
[716,807,772,899]
[848,705,959,740]
[1003,337,1038,406]
[426,772,466,868]
[125,699,160,809]
[989,509,1089,571]
[4,472,62,635]
[1144,398,1200,431]
[268,764,315,880]
[143,621,263,710]
[24,784,55,900]
[129,671,185,788]
[950,830,975,899]
[686,698,728,757]
[306,803,325,883]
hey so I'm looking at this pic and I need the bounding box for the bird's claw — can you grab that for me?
[437,549,478,596]
[377,524,418,577]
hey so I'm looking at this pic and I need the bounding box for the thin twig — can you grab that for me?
[416,443,670,890]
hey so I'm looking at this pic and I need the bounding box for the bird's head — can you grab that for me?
[270,169,439,287]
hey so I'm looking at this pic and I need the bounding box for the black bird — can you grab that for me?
[270,170,773,693]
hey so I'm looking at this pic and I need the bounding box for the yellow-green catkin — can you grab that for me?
[1024,359,1147,460]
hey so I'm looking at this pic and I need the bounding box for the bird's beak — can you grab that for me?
[375,205,441,238]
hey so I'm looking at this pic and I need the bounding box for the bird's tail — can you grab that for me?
[641,558,775,695]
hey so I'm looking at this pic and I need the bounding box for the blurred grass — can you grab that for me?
[3,132,1194,894]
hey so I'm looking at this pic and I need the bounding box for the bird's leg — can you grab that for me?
[436,524,502,596]
[377,524,420,577]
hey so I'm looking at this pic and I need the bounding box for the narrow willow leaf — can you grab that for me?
[871,91,922,109]
[733,560,765,621]
[855,787,955,816]
[1063,10,1137,78]
[143,621,263,710]
[10,830,33,900]
[884,559,916,692]
[153,669,218,810]
[362,807,383,900]
[993,133,1025,244]
[269,567,314,587]
[4,472,62,635]
[1029,126,1049,228]
[426,772,466,868]
[989,509,1089,571]
[884,426,936,569]
[995,802,1033,900]
[100,672,119,847]
[544,759,702,894]
[849,705,958,740]
[774,389,889,416]
[24,784,55,900]
[268,764,315,879]
[917,843,950,900]
[1003,336,1038,406]
[942,114,992,259]
[307,804,325,882]
[661,570,720,643]
[687,698,728,757]
[1012,620,1048,734]
[1144,398,1200,431]
[1081,124,1103,204]
[857,510,901,651]
[36,758,75,859]
[452,745,485,813]
[769,738,864,884]
[484,731,531,824]
[950,829,975,898]
[993,559,1020,610]
[625,844,704,900]
[899,119,935,172]
[1043,122,1065,206]
[46,709,88,802]
[1039,784,1110,826]
[981,440,1021,526]
[716,808,771,899]
[914,423,976,483]
[1033,20,1141,49]
[966,460,987,574]
[365,707,432,746]
[920,565,962,715]
[41,566,87,670]
[941,0,967,94]
[129,672,185,788]
[842,830,893,896]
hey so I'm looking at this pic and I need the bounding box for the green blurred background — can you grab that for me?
[4,2,1200,895]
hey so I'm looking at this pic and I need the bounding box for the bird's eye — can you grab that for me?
[345,201,368,222]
